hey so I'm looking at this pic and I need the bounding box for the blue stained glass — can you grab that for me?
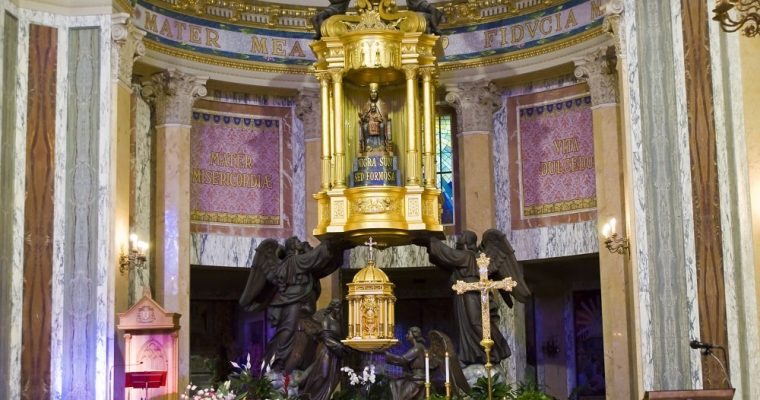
[436,114,454,224]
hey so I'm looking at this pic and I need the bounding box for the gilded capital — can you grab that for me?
[296,89,321,140]
[329,69,343,83]
[574,46,618,106]
[111,13,146,86]
[142,69,208,126]
[403,65,418,80]
[445,81,501,133]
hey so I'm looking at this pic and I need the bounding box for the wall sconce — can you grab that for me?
[601,217,629,255]
[119,233,148,275]
[713,0,760,37]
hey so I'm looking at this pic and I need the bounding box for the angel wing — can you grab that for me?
[239,239,283,312]
[428,330,470,394]
[480,229,532,307]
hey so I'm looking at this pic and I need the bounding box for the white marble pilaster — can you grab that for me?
[8,12,28,400]
[708,10,760,398]
[130,92,152,303]
[11,10,115,400]
[292,106,306,240]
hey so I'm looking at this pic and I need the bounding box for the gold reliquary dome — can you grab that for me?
[342,238,398,352]
[352,259,390,284]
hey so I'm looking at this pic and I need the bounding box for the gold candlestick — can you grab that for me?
[481,338,494,400]
[425,382,431,399]
[445,382,451,399]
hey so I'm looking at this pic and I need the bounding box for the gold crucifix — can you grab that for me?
[451,252,517,400]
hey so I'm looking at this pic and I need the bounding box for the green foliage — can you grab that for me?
[511,380,554,400]
[468,374,512,400]
[465,374,555,400]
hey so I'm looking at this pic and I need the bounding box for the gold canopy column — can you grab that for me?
[575,45,634,400]
[404,66,420,186]
[142,69,207,392]
[319,73,332,191]
[421,67,436,188]
[331,69,346,188]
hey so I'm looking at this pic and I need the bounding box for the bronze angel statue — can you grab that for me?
[239,237,352,374]
[414,229,532,366]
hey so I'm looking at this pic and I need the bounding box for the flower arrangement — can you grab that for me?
[181,382,236,400]
[331,364,391,400]
[340,365,376,387]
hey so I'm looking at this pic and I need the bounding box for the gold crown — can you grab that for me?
[369,82,379,90]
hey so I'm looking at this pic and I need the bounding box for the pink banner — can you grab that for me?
[518,94,596,217]
[190,111,282,225]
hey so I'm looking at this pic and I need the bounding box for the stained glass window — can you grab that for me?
[435,114,455,225]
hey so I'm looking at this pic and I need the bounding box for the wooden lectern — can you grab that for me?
[643,389,735,400]
[117,292,181,399]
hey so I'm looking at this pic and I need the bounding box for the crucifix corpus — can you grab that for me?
[451,252,518,400]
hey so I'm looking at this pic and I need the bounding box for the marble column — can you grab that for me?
[574,45,635,400]
[111,14,145,303]
[110,14,145,399]
[444,81,500,236]
[297,88,339,308]
[142,69,207,390]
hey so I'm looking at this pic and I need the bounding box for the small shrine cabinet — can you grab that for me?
[117,294,181,399]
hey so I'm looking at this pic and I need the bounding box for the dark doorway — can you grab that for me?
[523,254,603,400]
[190,265,267,386]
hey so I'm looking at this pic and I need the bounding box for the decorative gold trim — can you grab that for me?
[115,0,133,13]
[438,27,605,71]
[144,39,312,74]
[522,197,596,217]
[190,210,281,225]
[144,28,604,75]
[143,0,569,32]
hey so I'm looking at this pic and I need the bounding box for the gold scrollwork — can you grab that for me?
[361,295,379,338]
[408,198,421,216]
[352,197,400,214]
[145,0,566,32]
[334,200,347,219]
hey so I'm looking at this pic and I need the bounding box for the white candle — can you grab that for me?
[610,217,617,234]
[602,223,610,238]
[425,352,430,384]
[445,352,450,384]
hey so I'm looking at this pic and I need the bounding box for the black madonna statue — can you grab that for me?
[359,83,392,154]
[239,237,352,373]
[415,229,532,366]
